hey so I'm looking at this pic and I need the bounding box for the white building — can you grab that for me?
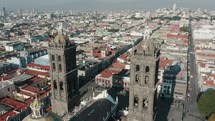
[0,80,15,98]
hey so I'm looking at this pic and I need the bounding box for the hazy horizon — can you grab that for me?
[0,0,215,11]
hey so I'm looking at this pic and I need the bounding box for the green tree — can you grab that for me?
[180,27,189,32]
[198,90,215,117]
[107,29,119,33]
[0,23,4,28]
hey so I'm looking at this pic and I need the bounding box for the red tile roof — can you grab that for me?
[29,77,44,83]
[27,63,50,71]
[203,80,214,86]
[1,98,26,110]
[22,86,40,93]
[183,39,188,44]
[197,52,215,57]
[199,63,206,68]
[25,69,49,77]
[0,110,17,121]
[159,57,174,69]
[112,62,125,69]
[119,54,128,61]
[99,68,122,78]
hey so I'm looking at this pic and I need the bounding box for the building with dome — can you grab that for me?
[127,34,160,121]
[23,98,63,121]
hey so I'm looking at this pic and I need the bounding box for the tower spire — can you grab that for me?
[58,23,63,34]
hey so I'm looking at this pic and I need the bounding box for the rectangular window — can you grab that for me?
[52,63,56,70]
[59,64,62,72]
[58,55,61,62]
[51,55,55,61]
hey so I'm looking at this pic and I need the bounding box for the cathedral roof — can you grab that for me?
[140,39,156,51]
[71,98,116,121]
[23,112,63,121]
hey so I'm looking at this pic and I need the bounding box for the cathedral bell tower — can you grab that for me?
[48,24,80,116]
[128,37,160,121]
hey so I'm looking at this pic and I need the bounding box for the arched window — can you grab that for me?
[58,55,61,62]
[145,76,149,84]
[145,66,150,73]
[60,81,63,90]
[54,80,57,89]
[51,55,55,61]
[143,98,148,108]
[135,74,139,83]
[134,49,137,55]
[52,63,56,70]
[134,96,139,109]
[136,65,140,72]
[59,64,62,72]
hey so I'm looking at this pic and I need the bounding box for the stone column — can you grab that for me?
[141,65,145,86]
[150,66,155,87]
[130,63,135,85]
[64,81,67,100]
[138,95,143,113]
[147,92,154,117]
[51,80,55,98]
[129,90,134,110]
[64,54,67,73]
[57,80,60,99]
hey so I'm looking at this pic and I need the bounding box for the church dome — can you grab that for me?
[53,23,70,44]
[140,39,155,51]
[23,98,63,121]
[23,112,63,121]
[54,33,69,44]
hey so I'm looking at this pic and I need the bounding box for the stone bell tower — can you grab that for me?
[48,24,80,116]
[128,38,160,121]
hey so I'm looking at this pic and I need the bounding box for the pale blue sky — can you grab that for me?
[0,0,214,11]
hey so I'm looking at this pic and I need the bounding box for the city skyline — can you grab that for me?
[0,0,215,10]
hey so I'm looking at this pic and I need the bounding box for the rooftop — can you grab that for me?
[71,99,116,121]
[9,74,34,83]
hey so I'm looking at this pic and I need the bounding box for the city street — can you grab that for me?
[184,15,203,121]
[155,15,204,121]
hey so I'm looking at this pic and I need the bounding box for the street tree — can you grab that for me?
[0,23,4,28]
[198,90,215,117]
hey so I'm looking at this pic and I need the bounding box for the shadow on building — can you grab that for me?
[108,87,129,111]
[155,64,181,121]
